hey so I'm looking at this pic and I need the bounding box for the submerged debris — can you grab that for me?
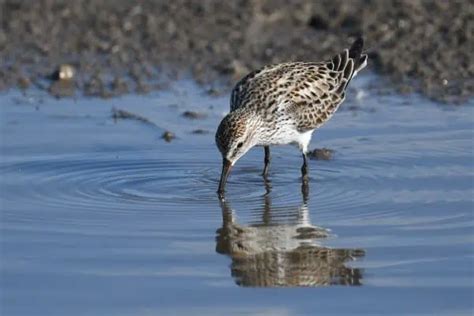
[191,129,210,134]
[308,148,335,161]
[111,107,156,126]
[182,111,207,120]
[161,131,175,142]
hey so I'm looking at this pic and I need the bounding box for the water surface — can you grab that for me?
[1,77,473,315]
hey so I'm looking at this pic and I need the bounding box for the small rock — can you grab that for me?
[182,111,207,120]
[308,148,335,161]
[192,129,210,134]
[18,76,31,89]
[162,131,175,142]
[51,64,75,81]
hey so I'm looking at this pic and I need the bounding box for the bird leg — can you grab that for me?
[301,152,309,182]
[301,179,309,203]
[262,146,271,177]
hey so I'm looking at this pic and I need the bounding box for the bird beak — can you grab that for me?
[217,158,232,195]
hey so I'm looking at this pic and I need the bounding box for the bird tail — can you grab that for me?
[330,37,368,95]
[348,37,368,77]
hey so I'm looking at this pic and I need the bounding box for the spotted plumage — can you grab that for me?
[216,38,368,194]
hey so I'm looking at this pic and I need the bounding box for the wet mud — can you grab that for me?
[1,0,472,103]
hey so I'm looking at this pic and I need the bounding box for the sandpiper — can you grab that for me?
[216,37,368,194]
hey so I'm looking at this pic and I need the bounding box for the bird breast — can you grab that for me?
[256,122,310,147]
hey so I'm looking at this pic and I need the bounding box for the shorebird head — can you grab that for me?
[215,111,259,194]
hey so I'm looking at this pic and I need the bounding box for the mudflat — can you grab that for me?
[1,0,472,102]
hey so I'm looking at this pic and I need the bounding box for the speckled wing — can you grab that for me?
[229,62,329,115]
[287,40,367,132]
[229,38,367,132]
[285,51,357,132]
[229,64,277,112]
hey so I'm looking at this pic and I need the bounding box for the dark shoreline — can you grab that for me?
[1,0,472,103]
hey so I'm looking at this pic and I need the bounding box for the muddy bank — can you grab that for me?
[1,0,472,103]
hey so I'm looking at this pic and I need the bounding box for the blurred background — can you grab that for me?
[1,0,472,102]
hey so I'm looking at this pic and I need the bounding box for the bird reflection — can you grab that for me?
[216,181,365,287]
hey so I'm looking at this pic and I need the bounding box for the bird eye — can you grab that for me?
[236,142,243,149]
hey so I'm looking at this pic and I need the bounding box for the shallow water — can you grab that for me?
[1,77,473,315]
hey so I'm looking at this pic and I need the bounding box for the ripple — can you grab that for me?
[2,152,219,214]
[2,116,472,237]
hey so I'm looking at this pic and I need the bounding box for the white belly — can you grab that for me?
[257,126,314,153]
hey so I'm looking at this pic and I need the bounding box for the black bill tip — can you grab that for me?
[217,158,232,195]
